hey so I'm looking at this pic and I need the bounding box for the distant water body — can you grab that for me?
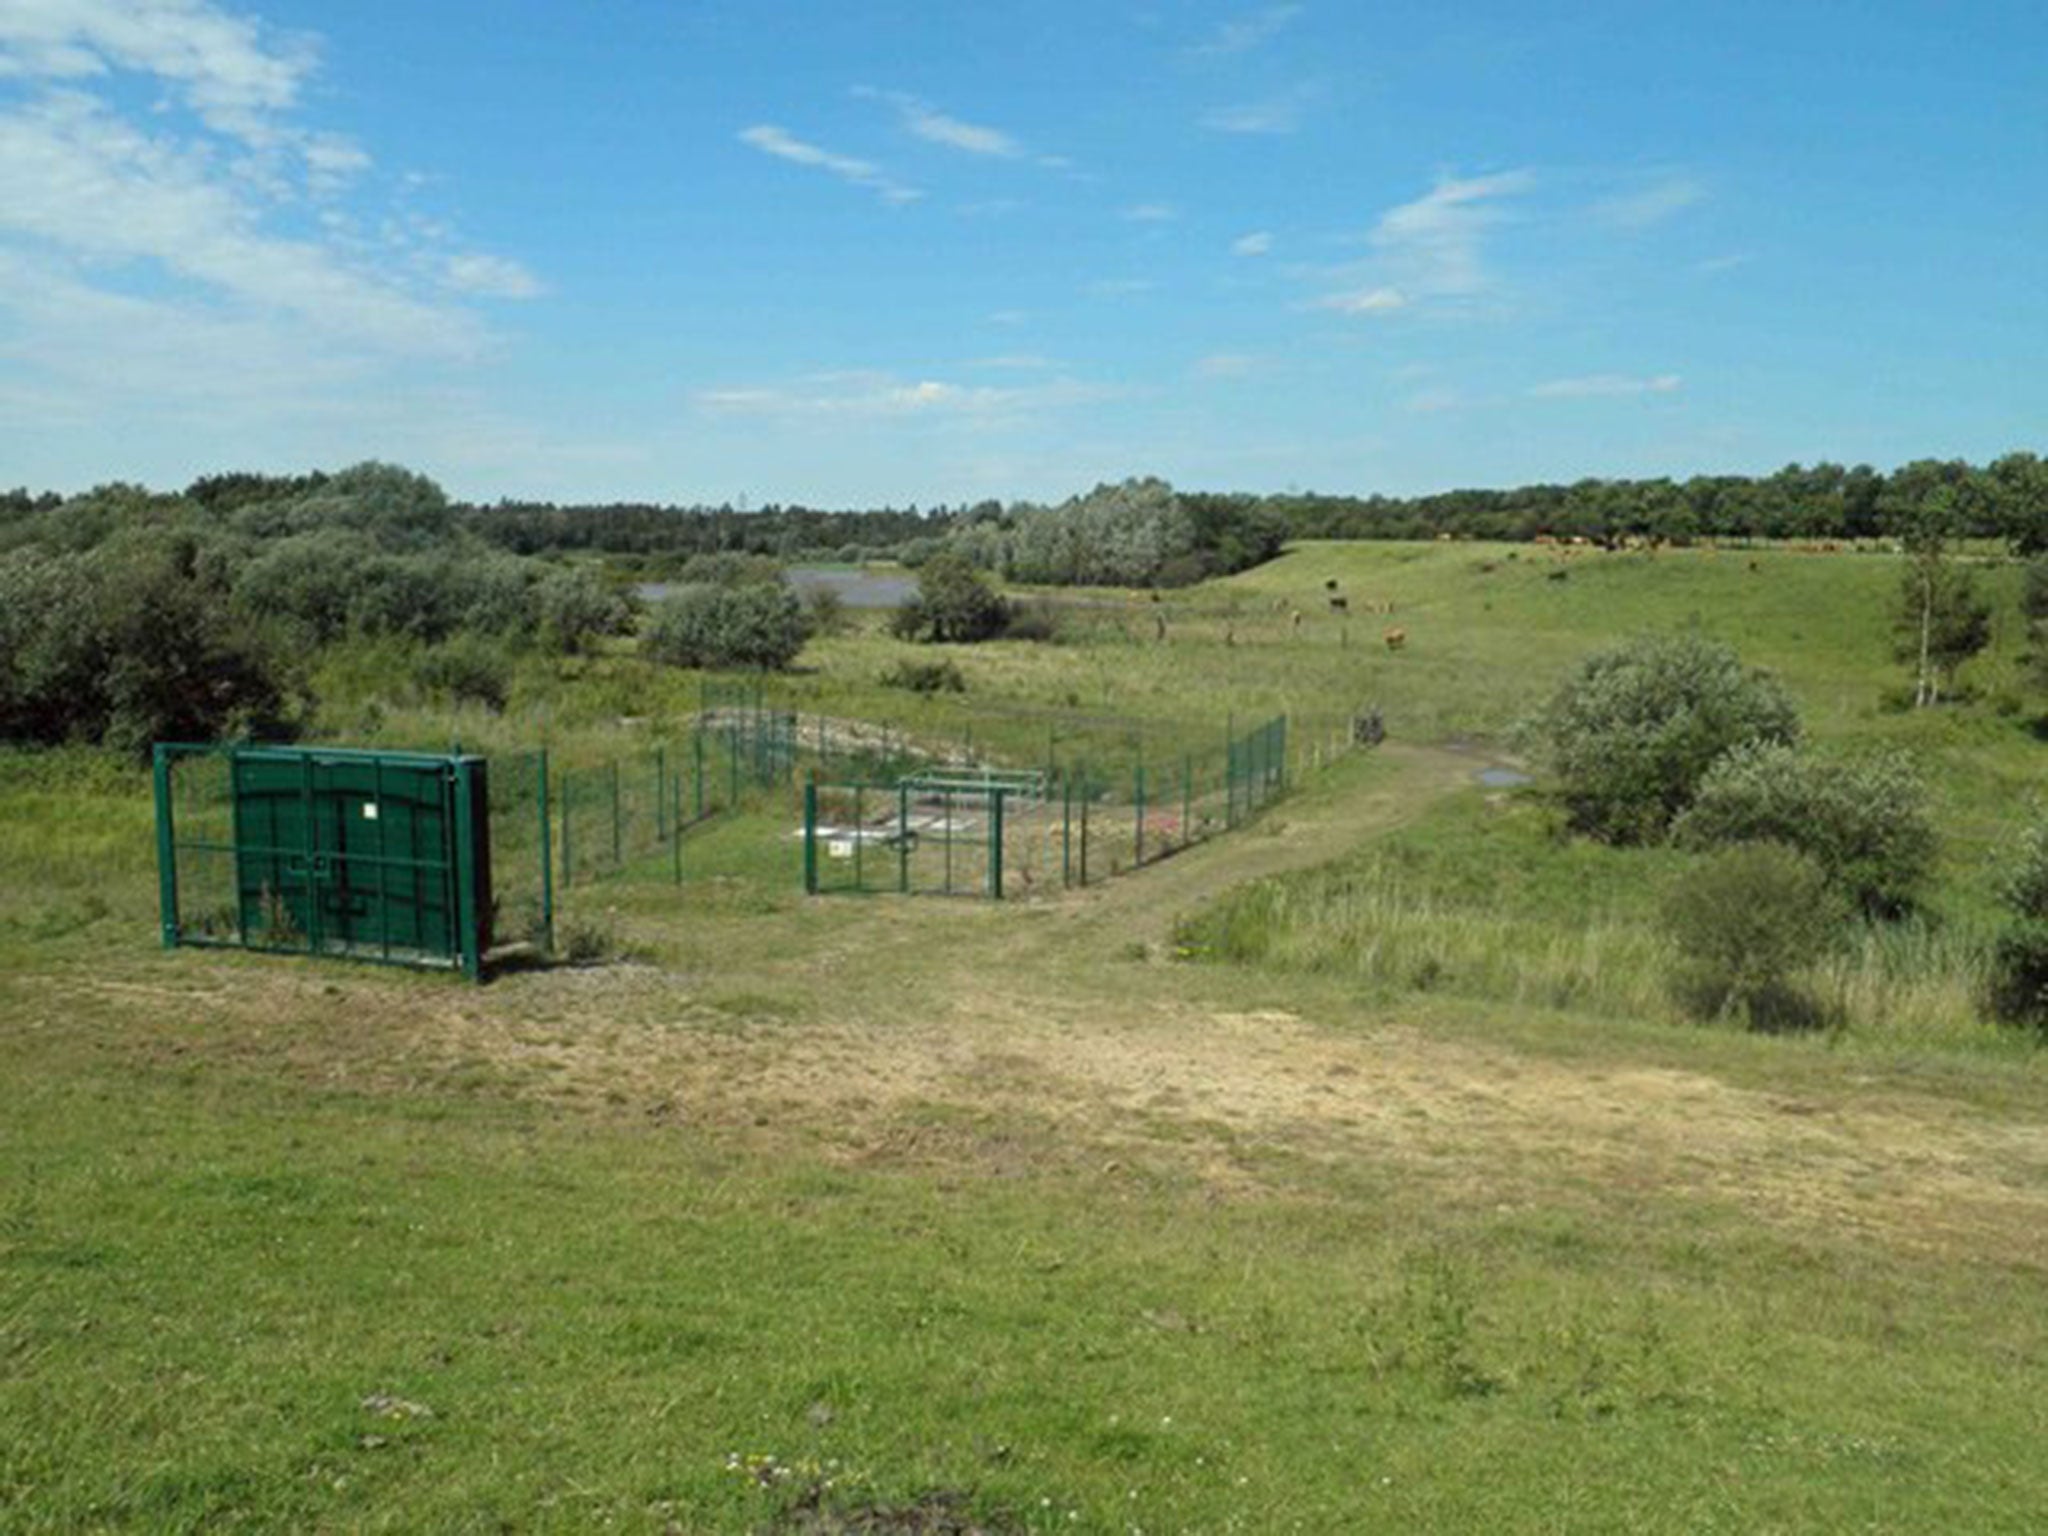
[637,565,917,609]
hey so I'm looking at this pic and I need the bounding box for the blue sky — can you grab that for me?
[0,1,2042,506]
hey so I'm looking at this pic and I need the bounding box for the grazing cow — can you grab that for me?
[1328,595,1349,612]
[1324,577,1340,591]
[1383,626,1407,651]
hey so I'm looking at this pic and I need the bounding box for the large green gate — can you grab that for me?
[153,744,496,979]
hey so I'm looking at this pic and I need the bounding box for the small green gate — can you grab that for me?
[153,744,495,980]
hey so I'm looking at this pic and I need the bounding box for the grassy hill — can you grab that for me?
[5,541,2048,1532]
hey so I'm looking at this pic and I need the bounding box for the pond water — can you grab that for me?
[637,565,916,609]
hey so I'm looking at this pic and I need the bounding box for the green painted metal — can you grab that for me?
[989,789,1004,899]
[537,747,554,952]
[152,745,178,950]
[803,781,818,894]
[156,743,493,978]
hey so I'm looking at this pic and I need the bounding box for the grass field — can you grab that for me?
[6,541,2048,1532]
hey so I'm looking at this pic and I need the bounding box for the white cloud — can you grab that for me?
[0,0,549,481]
[693,369,1116,422]
[1232,230,1272,256]
[1302,171,1531,319]
[858,88,1024,159]
[1194,352,1259,379]
[1530,373,1682,399]
[1314,285,1406,315]
[738,123,920,204]
[1371,170,1533,295]
[1594,175,1704,230]
[1189,5,1303,56]
[0,90,484,355]
[443,252,544,300]
[1695,252,1752,274]
[1202,82,1319,135]
[1122,202,1177,222]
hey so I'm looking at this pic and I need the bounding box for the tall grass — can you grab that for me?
[1176,791,2021,1054]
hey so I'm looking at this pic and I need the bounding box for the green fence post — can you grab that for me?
[803,781,818,894]
[853,783,865,892]
[729,726,741,807]
[943,789,954,895]
[694,730,706,821]
[609,760,622,868]
[656,744,668,843]
[671,768,683,886]
[152,745,179,949]
[452,762,482,982]
[538,749,554,953]
[898,782,911,894]
[990,788,1005,900]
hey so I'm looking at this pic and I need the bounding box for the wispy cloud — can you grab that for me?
[443,252,544,299]
[1122,202,1177,223]
[1594,174,1704,230]
[1189,5,1303,57]
[693,369,1116,421]
[1193,352,1260,379]
[1313,285,1406,315]
[738,123,919,204]
[856,87,1023,159]
[1304,170,1531,318]
[1530,373,1682,399]
[1202,82,1320,135]
[1232,230,1273,256]
[1695,252,1752,274]
[1371,170,1533,294]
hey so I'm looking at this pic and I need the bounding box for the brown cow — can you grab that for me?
[1383,626,1407,652]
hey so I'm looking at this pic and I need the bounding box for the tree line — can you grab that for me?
[1266,454,2048,548]
[0,464,630,753]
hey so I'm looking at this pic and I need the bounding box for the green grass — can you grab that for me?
[7,975,2048,1533]
[8,539,2048,1530]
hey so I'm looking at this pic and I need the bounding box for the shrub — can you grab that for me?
[803,585,847,637]
[889,551,1009,643]
[1989,818,2048,1028]
[641,582,811,670]
[1673,742,1936,917]
[880,659,965,694]
[535,565,630,655]
[1659,842,1844,1030]
[1521,633,1800,843]
[412,634,512,711]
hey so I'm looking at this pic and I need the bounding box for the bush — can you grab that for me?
[412,634,512,711]
[889,552,1010,643]
[1659,842,1843,1030]
[1521,633,1800,843]
[641,582,811,670]
[880,659,965,694]
[1673,742,1936,917]
[1989,819,2048,1028]
[536,565,630,655]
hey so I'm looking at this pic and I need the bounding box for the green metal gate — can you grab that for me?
[154,744,495,979]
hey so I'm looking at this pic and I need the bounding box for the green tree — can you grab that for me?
[641,583,811,670]
[1660,842,1844,1031]
[890,551,1010,643]
[1987,816,2048,1029]
[1673,742,1936,917]
[1522,633,1801,843]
